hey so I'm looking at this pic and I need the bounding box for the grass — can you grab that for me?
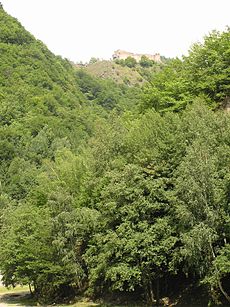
[84,60,144,85]
[62,304,142,307]
[62,303,99,307]
[0,287,95,306]
[0,286,144,307]
[0,288,119,307]
[0,285,29,294]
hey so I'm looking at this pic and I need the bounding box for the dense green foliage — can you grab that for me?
[142,29,230,112]
[0,6,229,305]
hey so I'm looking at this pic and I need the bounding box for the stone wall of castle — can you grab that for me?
[113,49,161,63]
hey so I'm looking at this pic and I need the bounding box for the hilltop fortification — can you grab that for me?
[113,49,161,63]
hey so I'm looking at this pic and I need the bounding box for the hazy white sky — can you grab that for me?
[1,0,230,63]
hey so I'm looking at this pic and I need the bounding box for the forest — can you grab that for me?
[0,6,229,306]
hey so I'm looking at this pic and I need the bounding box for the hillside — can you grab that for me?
[84,60,143,85]
[0,6,92,154]
[81,58,165,86]
[0,5,230,306]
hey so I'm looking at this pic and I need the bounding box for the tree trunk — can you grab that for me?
[209,242,230,303]
[29,283,32,295]
[149,280,154,304]
[156,278,160,306]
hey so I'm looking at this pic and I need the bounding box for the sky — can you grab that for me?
[1,0,230,63]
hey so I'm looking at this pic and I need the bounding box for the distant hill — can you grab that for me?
[79,59,164,86]
[83,60,143,85]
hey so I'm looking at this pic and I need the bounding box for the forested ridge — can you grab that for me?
[0,6,229,306]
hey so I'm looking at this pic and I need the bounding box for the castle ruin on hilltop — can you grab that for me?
[112,49,161,63]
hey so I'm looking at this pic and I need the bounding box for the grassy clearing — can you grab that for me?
[0,285,29,294]
[0,287,142,307]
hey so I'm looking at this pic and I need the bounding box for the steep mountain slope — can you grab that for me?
[0,6,111,206]
[0,7,100,152]
[0,6,142,201]
[0,6,86,116]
